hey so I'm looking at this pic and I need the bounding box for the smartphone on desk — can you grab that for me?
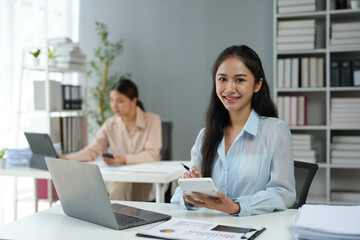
[102,153,114,159]
[178,177,219,201]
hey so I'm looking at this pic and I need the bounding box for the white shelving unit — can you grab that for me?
[16,47,88,153]
[273,0,360,205]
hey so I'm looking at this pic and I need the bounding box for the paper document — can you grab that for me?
[293,204,360,240]
[103,161,183,174]
[137,217,265,240]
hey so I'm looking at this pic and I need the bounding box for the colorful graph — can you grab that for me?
[159,229,175,233]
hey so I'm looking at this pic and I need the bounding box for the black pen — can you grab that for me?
[181,163,193,173]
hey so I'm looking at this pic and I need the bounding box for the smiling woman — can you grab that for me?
[171,45,296,217]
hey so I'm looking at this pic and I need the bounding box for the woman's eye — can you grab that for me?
[236,78,244,82]
[218,77,226,82]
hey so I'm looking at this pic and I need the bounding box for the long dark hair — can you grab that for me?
[111,79,145,111]
[201,45,277,177]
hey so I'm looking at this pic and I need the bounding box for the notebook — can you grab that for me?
[24,132,58,170]
[45,157,171,230]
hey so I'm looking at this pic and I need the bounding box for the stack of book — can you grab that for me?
[330,21,360,46]
[48,37,86,71]
[277,57,324,88]
[292,133,317,163]
[52,116,87,154]
[277,0,316,14]
[331,98,360,128]
[34,81,82,111]
[277,96,307,126]
[277,19,316,50]
[29,116,87,154]
[331,135,360,164]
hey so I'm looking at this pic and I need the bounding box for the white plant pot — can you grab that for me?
[0,158,6,169]
[33,58,40,66]
[49,59,56,67]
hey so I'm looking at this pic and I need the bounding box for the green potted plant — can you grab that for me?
[29,49,41,65]
[87,22,131,132]
[48,47,57,66]
[0,147,7,169]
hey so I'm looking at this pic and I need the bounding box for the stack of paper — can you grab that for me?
[293,205,360,240]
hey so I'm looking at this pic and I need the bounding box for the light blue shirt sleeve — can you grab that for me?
[171,110,296,216]
[170,128,205,210]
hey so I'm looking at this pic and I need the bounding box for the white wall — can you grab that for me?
[79,0,274,159]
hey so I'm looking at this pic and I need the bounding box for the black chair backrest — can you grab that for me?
[293,160,318,209]
[160,121,172,160]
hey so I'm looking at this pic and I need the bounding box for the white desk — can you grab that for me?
[0,201,297,240]
[0,161,185,216]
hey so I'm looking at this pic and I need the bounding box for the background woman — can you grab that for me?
[171,45,295,216]
[62,79,162,201]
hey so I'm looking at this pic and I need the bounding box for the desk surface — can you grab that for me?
[0,161,185,184]
[0,201,297,240]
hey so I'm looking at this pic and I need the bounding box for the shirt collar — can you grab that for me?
[243,109,259,136]
[113,106,146,130]
[134,106,146,130]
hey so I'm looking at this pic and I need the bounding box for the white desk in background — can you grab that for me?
[0,201,298,240]
[0,161,185,217]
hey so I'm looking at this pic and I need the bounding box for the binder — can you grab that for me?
[76,86,82,109]
[353,59,360,86]
[340,59,352,86]
[330,60,340,87]
[62,85,72,109]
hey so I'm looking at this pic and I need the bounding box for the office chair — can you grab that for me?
[160,121,173,161]
[160,121,173,203]
[293,160,318,209]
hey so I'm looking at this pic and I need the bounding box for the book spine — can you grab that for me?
[340,60,352,86]
[330,60,340,87]
[284,58,292,88]
[291,58,300,88]
[277,59,285,88]
[353,59,360,86]
[301,57,309,87]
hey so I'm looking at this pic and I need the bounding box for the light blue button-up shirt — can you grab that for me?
[171,110,296,216]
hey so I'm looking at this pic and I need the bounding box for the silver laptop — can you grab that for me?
[45,157,171,230]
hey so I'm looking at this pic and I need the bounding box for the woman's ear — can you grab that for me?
[132,97,138,106]
[254,78,263,93]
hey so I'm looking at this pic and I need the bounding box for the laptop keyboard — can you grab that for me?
[114,213,145,225]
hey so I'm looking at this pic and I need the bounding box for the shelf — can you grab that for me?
[330,127,360,130]
[330,87,360,91]
[19,110,84,117]
[23,65,85,73]
[277,87,327,92]
[329,164,360,169]
[277,49,327,55]
[276,11,327,19]
[329,45,360,53]
[290,125,327,130]
[329,8,360,15]
[317,163,328,169]
[49,111,85,117]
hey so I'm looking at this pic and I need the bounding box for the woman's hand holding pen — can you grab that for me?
[103,154,126,165]
[183,165,202,178]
